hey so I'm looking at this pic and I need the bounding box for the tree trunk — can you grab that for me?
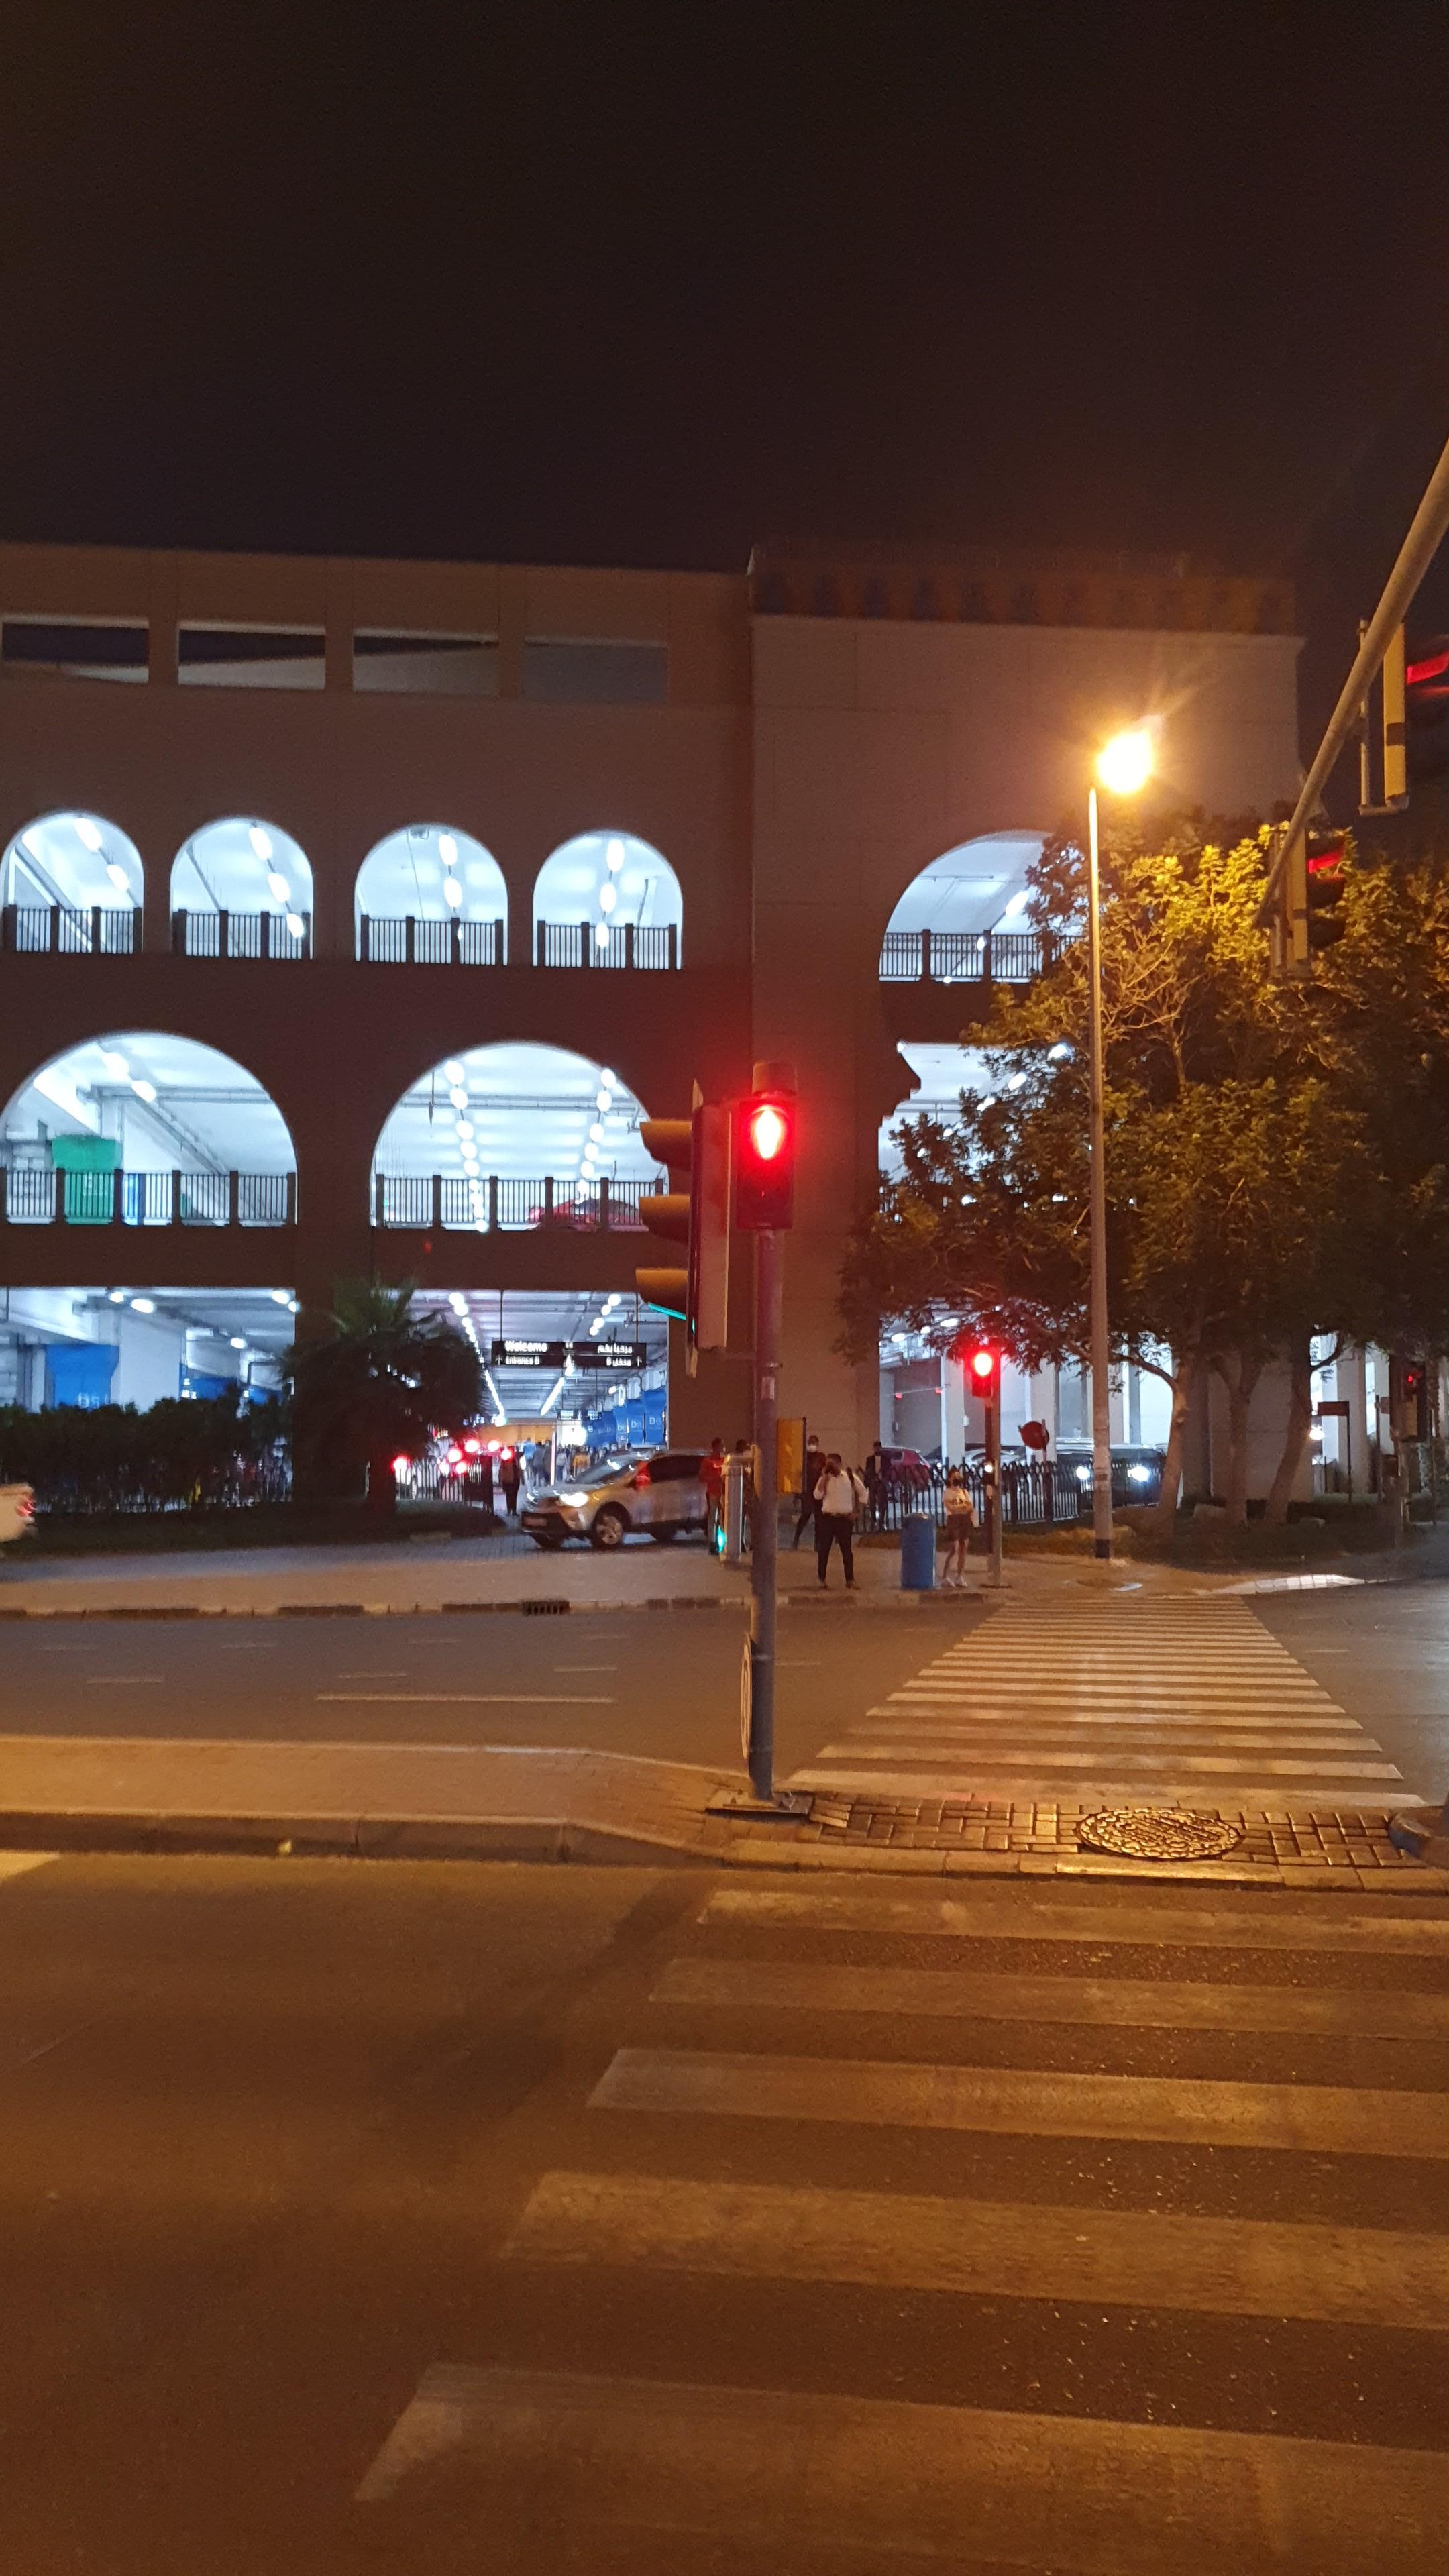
[1263,1344,1315,1526]
[1150,1353,1197,1537]
[365,1448,398,1515]
[1214,1350,1262,1527]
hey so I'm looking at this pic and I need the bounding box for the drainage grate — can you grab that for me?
[521,1598,570,1617]
[1077,1808,1242,1862]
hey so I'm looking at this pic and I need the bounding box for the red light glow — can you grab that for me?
[392,1454,410,1476]
[969,1348,997,1381]
[462,1438,482,1456]
[1406,647,1449,686]
[749,1102,788,1162]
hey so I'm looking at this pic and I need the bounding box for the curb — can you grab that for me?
[0,1590,989,1624]
[1389,1802,1449,1870]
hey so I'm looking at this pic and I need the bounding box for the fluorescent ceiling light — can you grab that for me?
[439,834,457,865]
[105,862,129,892]
[600,883,616,912]
[230,1336,246,1350]
[131,1079,158,1103]
[594,924,610,948]
[266,871,289,904]
[443,1059,465,1083]
[74,816,103,852]
[131,1296,156,1314]
[249,824,274,861]
[286,912,304,939]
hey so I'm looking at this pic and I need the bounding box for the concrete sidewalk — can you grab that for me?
[3,1730,1446,1894]
[0,1533,1270,1619]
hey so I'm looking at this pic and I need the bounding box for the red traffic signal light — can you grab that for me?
[1304,828,1348,953]
[735,1087,796,1231]
[962,1342,1001,1401]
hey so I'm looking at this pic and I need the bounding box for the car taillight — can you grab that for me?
[18,1495,34,1519]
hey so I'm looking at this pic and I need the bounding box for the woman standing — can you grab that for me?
[941,1464,977,1589]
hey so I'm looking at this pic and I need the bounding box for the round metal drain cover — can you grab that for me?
[1077,1807,1242,1862]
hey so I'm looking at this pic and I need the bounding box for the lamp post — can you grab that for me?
[1087,726,1154,1562]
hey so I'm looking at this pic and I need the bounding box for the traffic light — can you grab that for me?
[1303,828,1348,954]
[1360,621,1407,814]
[1405,634,1449,788]
[635,1087,731,1371]
[962,1341,1001,1405]
[1390,1356,1430,1443]
[734,1085,796,1232]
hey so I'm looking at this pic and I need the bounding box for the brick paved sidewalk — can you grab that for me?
[792,1790,1424,1884]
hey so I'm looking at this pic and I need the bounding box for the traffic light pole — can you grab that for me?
[1087,783,1114,1561]
[748,1223,784,1800]
[985,1387,1004,1589]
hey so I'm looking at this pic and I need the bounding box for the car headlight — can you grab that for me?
[557,1491,587,1508]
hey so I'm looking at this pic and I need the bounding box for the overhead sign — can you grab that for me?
[569,1339,649,1373]
[490,1338,566,1368]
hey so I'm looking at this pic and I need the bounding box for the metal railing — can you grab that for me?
[879,927,1056,983]
[0,1167,296,1226]
[371,1172,663,1231]
[862,1459,1090,1529]
[534,920,679,969]
[170,909,311,959]
[358,915,503,965]
[1,903,139,955]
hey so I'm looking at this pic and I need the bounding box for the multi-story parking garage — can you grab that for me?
[0,537,1301,1455]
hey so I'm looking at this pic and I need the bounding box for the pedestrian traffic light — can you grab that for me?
[1391,1356,1430,1443]
[1360,621,1407,814]
[1405,634,1449,787]
[963,1342,1001,1405]
[636,1087,731,1371]
[734,1083,796,1232]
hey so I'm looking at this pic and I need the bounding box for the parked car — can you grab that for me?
[0,1483,36,1551]
[878,1446,932,1493]
[521,1450,707,1550]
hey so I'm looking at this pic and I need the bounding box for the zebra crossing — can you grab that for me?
[358,1872,1449,2567]
[785,1590,1412,1809]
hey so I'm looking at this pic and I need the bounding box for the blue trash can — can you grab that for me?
[900,1513,936,1590]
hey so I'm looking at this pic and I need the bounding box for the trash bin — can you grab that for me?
[900,1512,936,1590]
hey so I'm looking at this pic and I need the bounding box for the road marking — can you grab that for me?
[653,1953,1449,2037]
[355,2360,1443,2565]
[0,1854,57,1886]
[504,2167,1449,2330]
[313,1692,616,1706]
[335,1670,408,1679]
[38,1643,96,1653]
[860,1711,1376,1734]
[702,1881,1449,1955]
[590,2048,1449,2157]
[552,1664,618,1672]
[83,1674,164,1686]
[787,1766,1404,1801]
[817,1743,1402,1777]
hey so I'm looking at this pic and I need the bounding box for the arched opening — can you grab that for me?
[533,830,682,969]
[354,822,507,964]
[881,830,1045,983]
[1,1030,297,1230]
[169,818,313,960]
[370,1040,659,1233]
[1,810,143,954]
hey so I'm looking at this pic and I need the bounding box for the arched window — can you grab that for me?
[533,830,682,969]
[370,1041,658,1232]
[881,830,1046,983]
[170,818,313,960]
[1,811,143,953]
[354,823,507,964]
[1,1030,296,1229]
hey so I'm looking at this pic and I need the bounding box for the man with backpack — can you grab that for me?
[812,1452,866,1589]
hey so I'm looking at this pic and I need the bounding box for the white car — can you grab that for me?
[0,1483,36,1548]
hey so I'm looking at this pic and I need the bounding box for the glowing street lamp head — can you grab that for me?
[1096,727,1154,797]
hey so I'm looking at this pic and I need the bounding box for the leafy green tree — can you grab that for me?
[286,1278,482,1511]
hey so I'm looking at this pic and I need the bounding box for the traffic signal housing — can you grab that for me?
[1406,634,1449,788]
[1391,1356,1430,1444]
[1360,621,1407,814]
[1272,825,1349,979]
[636,1089,731,1371]
[962,1341,1001,1406]
[734,1084,796,1232]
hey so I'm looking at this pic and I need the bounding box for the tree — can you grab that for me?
[842,822,1385,1532]
[286,1278,482,1511]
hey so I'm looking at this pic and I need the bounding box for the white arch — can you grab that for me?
[2,810,143,912]
[2,1030,296,1178]
[533,830,682,961]
[886,830,1045,941]
[169,818,313,930]
[371,1041,655,1227]
[354,822,508,955]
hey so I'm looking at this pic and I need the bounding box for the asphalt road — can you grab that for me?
[0,1849,1444,2572]
[2,1583,1449,1801]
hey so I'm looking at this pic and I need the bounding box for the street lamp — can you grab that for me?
[1087,726,1154,1560]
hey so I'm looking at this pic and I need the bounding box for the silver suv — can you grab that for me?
[521,1450,707,1550]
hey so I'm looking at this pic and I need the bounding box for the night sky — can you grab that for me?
[4,4,1449,730]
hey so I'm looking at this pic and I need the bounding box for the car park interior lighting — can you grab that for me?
[444,1059,465,1082]
[286,912,304,938]
[266,871,289,904]
[131,1079,157,1103]
[449,1087,468,1110]
[106,862,130,892]
[249,825,273,861]
[75,817,103,851]
[600,882,616,912]
[100,1050,129,1079]
[131,1297,156,1314]
[594,924,610,947]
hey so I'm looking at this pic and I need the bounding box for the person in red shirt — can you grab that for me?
[700,1436,727,1547]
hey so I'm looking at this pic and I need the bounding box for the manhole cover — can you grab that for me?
[1077,1807,1242,1861]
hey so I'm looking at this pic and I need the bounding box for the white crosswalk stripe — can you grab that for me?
[786,1592,1403,1808]
[360,1873,1449,2565]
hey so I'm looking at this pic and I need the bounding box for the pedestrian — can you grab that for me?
[793,1433,826,1549]
[499,1447,522,1517]
[941,1462,977,1587]
[701,1436,727,1548]
[474,1448,495,1515]
[814,1451,866,1589]
[865,1440,891,1531]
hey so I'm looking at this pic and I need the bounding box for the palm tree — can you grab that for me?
[286,1278,482,1512]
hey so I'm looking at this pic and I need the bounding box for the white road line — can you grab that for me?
[701,1882,1449,1952]
[860,1713,1374,1734]
[787,1766,1402,1801]
[590,2048,1449,2157]
[0,1853,58,1886]
[313,1692,615,1705]
[653,1954,1449,2037]
[83,1675,164,1686]
[809,1748,1403,1779]
[504,2167,1449,2329]
[355,2360,1444,2563]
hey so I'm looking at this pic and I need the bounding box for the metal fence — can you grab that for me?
[170,909,311,959]
[0,1167,296,1226]
[878,928,1057,984]
[358,915,503,965]
[1,903,139,955]
[865,1460,1090,1529]
[534,920,679,969]
[371,1172,661,1231]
